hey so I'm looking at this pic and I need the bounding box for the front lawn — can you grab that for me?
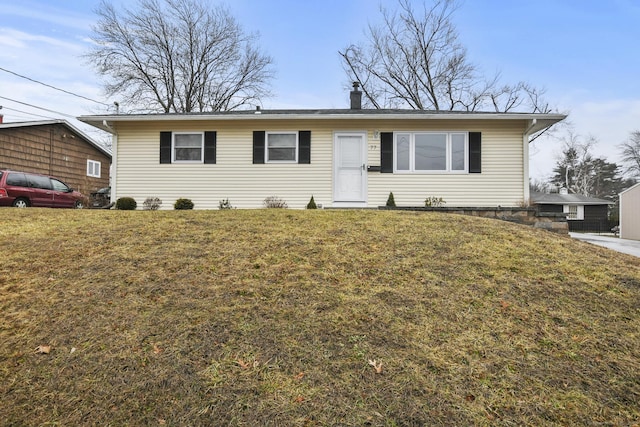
[1,209,639,425]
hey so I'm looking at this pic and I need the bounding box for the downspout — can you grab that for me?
[522,119,538,203]
[102,120,117,204]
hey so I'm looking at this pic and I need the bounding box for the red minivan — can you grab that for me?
[0,170,85,208]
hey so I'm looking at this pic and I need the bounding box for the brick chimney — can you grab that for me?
[350,82,362,110]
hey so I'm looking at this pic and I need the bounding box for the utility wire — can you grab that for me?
[0,66,110,107]
[0,105,57,120]
[0,95,76,119]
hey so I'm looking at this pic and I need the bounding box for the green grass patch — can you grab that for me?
[1,209,639,425]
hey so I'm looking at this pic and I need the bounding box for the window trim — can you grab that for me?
[172,131,205,163]
[87,159,101,178]
[393,131,468,174]
[265,131,299,163]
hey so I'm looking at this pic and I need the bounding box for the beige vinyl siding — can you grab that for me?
[620,184,640,240]
[113,118,528,209]
[114,120,334,209]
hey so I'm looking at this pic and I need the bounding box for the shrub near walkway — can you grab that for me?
[1,209,639,426]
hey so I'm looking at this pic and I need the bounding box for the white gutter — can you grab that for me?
[79,111,567,125]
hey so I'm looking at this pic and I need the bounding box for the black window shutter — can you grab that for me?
[253,131,265,164]
[204,131,216,164]
[298,130,311,164]
[380,132,394,173]
[160,131,172,164]
[469,132,481,173]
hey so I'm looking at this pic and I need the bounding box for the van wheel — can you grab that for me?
[12,198,30,208]
[74,200,84,209]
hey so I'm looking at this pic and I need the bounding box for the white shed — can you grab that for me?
[620,183,640,240]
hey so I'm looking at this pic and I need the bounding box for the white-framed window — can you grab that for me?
[87,160,101,178]
[395,132,467,173]
[266,132,298,163]
[563,205,584,220]
[173,132,204,162]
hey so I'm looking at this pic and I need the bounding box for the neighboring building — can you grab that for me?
[78,87,565,209]
[531,190,613,232]
[0,120,111,196]
[620,183,640,240]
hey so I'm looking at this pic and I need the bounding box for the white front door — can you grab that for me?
[334,132,367,204]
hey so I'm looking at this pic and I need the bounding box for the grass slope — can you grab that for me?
[1,209,639,426]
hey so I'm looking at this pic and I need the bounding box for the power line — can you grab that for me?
[0,96,76,119]
[0,105,57,120]
[0,66,110,107]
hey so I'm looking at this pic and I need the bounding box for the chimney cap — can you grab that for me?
[352,81,360,91]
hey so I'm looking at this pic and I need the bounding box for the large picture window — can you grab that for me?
[394,132,468,173]
[173,132,204,162]
[266,132,298,162]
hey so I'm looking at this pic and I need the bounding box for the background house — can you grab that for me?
[0,119,111,196]
[620,183,640,240]
[531,190,614,233]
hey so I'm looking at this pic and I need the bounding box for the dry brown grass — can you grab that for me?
[1,209,639,426]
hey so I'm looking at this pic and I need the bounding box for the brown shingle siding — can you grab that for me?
[0,122,111,195]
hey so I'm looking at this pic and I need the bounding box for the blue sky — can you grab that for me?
[1,0,639,180]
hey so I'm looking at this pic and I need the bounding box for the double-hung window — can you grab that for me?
[395,132,467,173]
[173,132,204,162]
[87,160,101,178]
[266,132,298,163]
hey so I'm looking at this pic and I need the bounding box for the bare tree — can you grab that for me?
[619,130,640,178]
[86,0,274,113]
[340,0,549,113]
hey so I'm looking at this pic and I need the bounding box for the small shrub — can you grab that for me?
[143,197,162,210]
[263,196,288,209]
[115,197,137,210]
[174,198,194,210]
[386,192,396,207]
[219,198,233,210]
[306,196,317,209]
[516,199,531,208]
[424,196,445,207]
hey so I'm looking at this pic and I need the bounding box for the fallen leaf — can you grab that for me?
[294,372,305,380]
[152,344,163,354]
[34,345,51,354]
[465,394,476,402]
[293,395,305,403]
[70,347,77,354]
[236,358,250,369]
[368,359,383,374]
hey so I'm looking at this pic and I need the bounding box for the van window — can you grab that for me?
[27,174,52,190]
[51,179,70,192]
[6,173,28,187]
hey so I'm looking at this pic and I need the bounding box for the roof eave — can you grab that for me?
[78,111,567,132]
[0,119,112,159]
